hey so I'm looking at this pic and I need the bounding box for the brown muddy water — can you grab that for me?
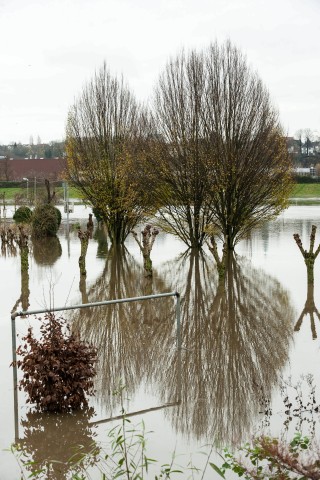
[1,205,320,479]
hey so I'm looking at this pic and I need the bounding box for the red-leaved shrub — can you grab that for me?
[16,313,97,412]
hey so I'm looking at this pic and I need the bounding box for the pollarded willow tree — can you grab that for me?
[66,63,148,244]
[149,41,292,250]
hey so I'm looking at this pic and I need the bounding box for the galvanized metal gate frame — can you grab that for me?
[11,291,182,440]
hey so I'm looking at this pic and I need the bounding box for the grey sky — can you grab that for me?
[0,0,319,144]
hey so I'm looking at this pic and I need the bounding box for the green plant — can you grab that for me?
[15,313,97,412]
[13,206,33,224]
[32,204,60,237]
[211,433,320,479]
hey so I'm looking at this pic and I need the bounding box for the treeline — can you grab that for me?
[0,141,65,159]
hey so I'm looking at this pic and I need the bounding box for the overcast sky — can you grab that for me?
[0,0,319,145]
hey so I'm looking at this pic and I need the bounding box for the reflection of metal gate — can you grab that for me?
[11,292,181,441]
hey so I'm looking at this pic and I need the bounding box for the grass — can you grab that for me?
[1,183,320,203]
[0,186,82,201]
[290,183,320,198]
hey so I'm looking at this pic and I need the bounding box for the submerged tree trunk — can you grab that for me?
[79,275,89,304]
[293,225,320,285]
[131,225,159,277]
[207,235,228,278]
[78,230,90,276]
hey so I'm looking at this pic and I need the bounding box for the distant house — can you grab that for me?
[294,167,314,176]
[0,157,67,181]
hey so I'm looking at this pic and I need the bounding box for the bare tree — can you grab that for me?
[66,63,147,244]
[203,41,292,249]
[295,129,304,155]
[149,50,216,248]
[149,41,292,250]
[295,128,315,156]
[304,128,314,156]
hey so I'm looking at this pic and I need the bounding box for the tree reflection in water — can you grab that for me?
[72,244,294,447]
[151,251,294,446]
[293,226,320,339]
[72,244,175,414]
[11,228,30,314]
[16,408,98,480]
[32,236,62,266]
[294,279,320,339]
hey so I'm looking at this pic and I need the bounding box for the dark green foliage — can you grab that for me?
[15,313,97,412]
[13,206,33,224]
[294,175,320,183]
[32,204,59,237]
[0,181,22,188]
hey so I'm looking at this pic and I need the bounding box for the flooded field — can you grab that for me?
[1,205,320,479]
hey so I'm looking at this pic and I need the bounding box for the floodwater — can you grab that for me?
[1,205,320,479]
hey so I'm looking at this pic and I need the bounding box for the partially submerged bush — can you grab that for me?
[13,206,33,224]
[15,313,97,412]
[32,204,60,237]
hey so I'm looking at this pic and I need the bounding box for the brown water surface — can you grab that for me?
[1,205,320,478]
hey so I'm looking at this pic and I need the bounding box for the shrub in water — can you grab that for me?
[13,206,33,224]
[32,204,60,237]
[15,313,97,412]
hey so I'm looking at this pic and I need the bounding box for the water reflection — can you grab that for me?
[295,280,320,339]
[72,245,294,447]
[12,229,30,313]
[153,252,294,446]
[93,225,109,258]
[293,225,320,339]
[16,408,98,480]
[72,245,175,414]
[32,236,62,266]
